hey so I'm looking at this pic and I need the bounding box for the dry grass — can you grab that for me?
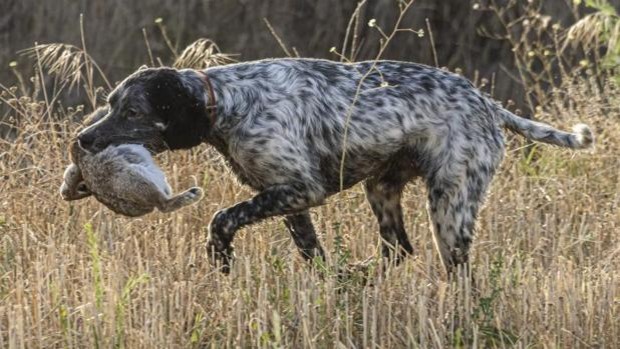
[1,2,620,348]
[1,80,618,348]
[173,39,238,70]
[1,69,619,349]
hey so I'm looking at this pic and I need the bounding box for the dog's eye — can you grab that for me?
[127,108,141,118]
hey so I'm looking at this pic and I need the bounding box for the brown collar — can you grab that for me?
[198,71,217,126]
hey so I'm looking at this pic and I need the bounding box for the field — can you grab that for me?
[1,1,619,348]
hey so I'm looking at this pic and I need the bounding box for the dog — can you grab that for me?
[61,107,203,217]
[75,58,593,273]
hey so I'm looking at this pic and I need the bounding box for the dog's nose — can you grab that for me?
[77,133,95,151]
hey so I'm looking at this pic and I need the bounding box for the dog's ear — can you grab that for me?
[145,69,211,150]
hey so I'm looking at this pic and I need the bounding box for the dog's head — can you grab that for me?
[70,106,109,162]
[77,67,210,154]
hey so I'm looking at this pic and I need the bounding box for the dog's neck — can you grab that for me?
[194,70,232,156]
[197,71,217,127]
[193,68,260,156]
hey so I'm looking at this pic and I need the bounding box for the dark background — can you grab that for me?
[0,0,612,111]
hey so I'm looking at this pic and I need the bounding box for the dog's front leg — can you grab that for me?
[206,183,325,273]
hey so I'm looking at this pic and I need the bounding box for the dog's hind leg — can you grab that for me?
[283,211,325,262]
[365,173,414,266]
[157,187,203,213]
[425,158,496,277]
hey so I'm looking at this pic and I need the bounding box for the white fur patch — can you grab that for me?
[155,122,167,131]
[573,123,594,148]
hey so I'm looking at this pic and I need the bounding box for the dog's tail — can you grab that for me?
[495,106,594,149]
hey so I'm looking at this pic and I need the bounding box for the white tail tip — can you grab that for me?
[573,123,594,148]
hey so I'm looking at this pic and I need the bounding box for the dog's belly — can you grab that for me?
[317,146,423,195]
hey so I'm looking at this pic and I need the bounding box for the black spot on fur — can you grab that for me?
[420,75,436,92]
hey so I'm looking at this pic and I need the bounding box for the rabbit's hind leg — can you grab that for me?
[157,187,204,213]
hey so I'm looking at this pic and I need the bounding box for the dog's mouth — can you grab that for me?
[140,138,169,154]
[78,135,167,155]
[77,138,94,154]
[75,114,173,155]
[133,141,170,155]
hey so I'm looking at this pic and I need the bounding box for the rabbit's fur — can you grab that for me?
[60,109,203,217]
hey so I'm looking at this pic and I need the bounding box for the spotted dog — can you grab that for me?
[76,58,593,273]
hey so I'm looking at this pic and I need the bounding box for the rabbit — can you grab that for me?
[60,109,203,217]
